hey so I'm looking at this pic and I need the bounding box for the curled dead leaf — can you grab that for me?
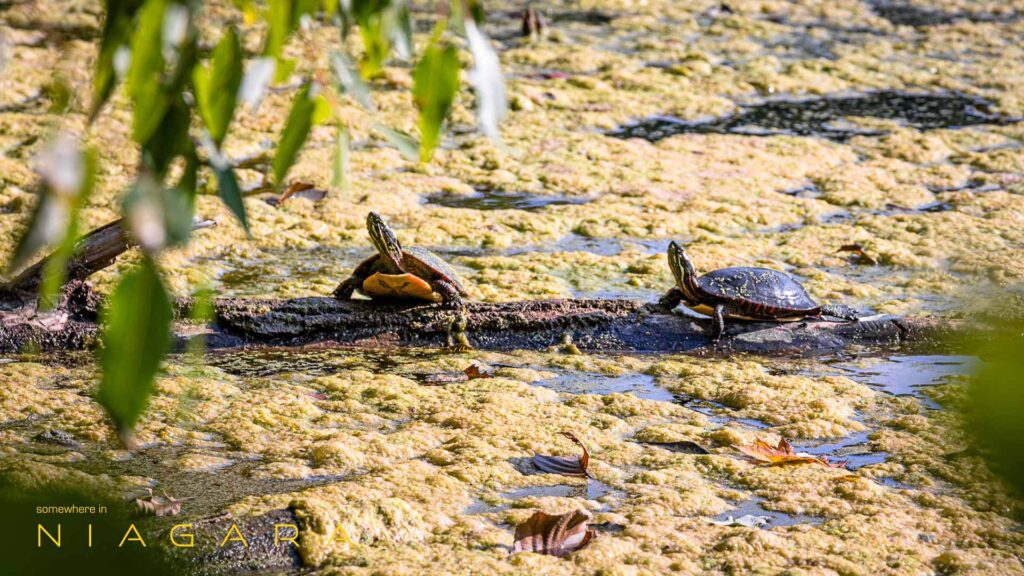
[737,437,847,469]
[512,510,597,557]
[465,364,492,379]
[836,243,878,265]
[267,182,328,206]
[533,432,590,477]
[135,488,191,517]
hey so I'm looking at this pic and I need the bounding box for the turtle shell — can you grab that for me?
[696,267,818,313]
[402,246,469,295]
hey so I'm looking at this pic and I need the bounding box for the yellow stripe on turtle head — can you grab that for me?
[362,272,440,302]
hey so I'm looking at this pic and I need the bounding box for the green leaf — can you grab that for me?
[464,18,507,141]
[332,124,350,195]
[193,27,243,145]
[263,0,291,60]
[214,165,249,234]
[966,321,1024,495]
[272,83,317,185]
[91,0,143,120]
[330,51,373,110]
[8,137,95,274]
[312,93,333,125]
[373,122,419,162]
[97,257,173,435]
[389,0,413,60]
[127,0,171,144]
[186,286,216,358]
[263,0,317,81]
[412,33,460,162]
[142,99,191,178]
[37,149,98,309]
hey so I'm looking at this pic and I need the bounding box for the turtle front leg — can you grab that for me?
[659,286,685,310]
[435,280,473,352]
[819,304,861,322]
[711,304,726,341]
[332,276,362,300]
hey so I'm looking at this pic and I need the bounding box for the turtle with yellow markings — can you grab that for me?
[334,212,473,350]
[660,241,861,341]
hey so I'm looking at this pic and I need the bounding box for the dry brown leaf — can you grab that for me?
[836,243,878,265]
[737,437,847,469]
[512,510,597,557]
[269,182,328,206]
[464,364,492,379]
[135,488,191,517]
[422,364,492,386]
[533,432,590,477]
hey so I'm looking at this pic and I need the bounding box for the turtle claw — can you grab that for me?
[446,331,474,352]
[444,306,474,352]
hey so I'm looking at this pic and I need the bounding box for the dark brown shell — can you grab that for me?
[697,267,819,313]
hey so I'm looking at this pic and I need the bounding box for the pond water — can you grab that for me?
[830,355,978,410]
[609,91,1019,143]
[423,189,592,211]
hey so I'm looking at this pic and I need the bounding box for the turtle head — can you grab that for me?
[367,212,405,271]
[667,241,697,287]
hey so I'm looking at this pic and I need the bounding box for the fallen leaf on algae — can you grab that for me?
[737,437,847,469]
[422,364,492,385]
[512,510,597,557]
[135,488,191,517]
[836,243,878,265]
[533,432,590,477]
[268,182,328,206]
[464,364,492,379]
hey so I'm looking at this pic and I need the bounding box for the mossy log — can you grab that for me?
[206,296,957,355]
[0,219,960,355]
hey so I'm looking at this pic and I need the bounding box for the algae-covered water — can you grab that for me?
[3,0,1024,573]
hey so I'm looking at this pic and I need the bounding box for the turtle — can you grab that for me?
[334,212,472,350]
[659,241,861,341]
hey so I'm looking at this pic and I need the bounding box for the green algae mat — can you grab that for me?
[2,0,1024,574]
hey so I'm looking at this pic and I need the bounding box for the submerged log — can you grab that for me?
[0,218,960,355]
[208,297,959,355]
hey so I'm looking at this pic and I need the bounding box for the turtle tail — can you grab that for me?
[818,304,862,321]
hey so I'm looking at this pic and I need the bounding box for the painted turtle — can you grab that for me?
[334,212,472,349]
[659,241,860,340]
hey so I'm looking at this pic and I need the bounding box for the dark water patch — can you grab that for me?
[424,189,591,211]
[779,182,823,198]
[636,440,710,454]
[609,91,1018,143]
[548,9,616,25]
[711,496,824,528]
[796,430,887,470]
[927,178,1002,194]
[869,1,1020,27]
[832,355,978,409]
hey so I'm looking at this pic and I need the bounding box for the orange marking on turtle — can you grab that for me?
[362,272,441,302]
